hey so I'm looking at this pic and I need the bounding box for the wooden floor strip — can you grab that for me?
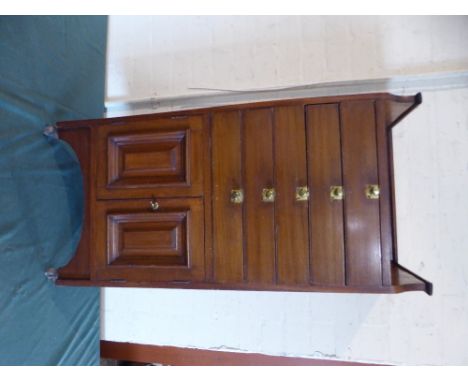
[100,341,381,366]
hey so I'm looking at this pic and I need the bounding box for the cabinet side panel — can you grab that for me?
[57,127,91,280]
[340,101,382,286]
[244,108,276,284]
[306,104,346,286]
[212,111,244,283]
[274,106,309,285]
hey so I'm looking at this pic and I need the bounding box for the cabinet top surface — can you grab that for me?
[56,92,421,129]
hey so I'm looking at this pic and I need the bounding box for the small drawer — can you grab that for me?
[92,198,205,283]
[95,115,205,199]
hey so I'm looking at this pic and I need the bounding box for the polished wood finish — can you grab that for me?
[59,273,431,294]
[56,92,432,295]
[340,100,382,286]
[96,115,204,199]
[211,111,244,283]
[244,108,276,284]
[93,198,204,282]
[274,106,309,285]
[56,93,419,128]
[306,104,345,286]
[101,341,381,366]
[375,100,394,286]
[107,131,187,187]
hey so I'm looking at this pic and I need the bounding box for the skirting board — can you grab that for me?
[105,71,468,116]
[100,341,384,366]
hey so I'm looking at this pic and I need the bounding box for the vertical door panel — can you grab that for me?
[274,106,309,285]
[306,104,346,286]
[212,111,244,283]
[244,108,276,284]
[340,101,382,286]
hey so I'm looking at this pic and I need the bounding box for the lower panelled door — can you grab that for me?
[92,198,205,283]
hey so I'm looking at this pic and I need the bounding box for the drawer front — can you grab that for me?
[306,104,345,287]
[96,115,205,199]
[340,100,382,286]
[93,198,205,282]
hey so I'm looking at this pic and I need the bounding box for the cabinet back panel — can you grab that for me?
[274,106,309,285]
[244,108,276,284]
[306,104,346,286]
[340,101,382,286]
[212,111,244,283]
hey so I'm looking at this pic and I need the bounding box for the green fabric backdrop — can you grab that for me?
[0,16,107,365]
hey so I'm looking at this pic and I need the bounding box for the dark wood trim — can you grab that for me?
[57,275,428,294]
[100,341,382,366]
[387,92,422,130]
[56,93,419,130]
[393,262,433,295]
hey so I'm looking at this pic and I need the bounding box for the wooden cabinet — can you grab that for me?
[55,93,432,294]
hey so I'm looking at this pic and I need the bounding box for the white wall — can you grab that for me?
[106,16,468,101]
[102,16,468,365]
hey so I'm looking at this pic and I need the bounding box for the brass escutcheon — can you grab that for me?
[365,184,380,199]
[330,186,344,201]
[296,186,309,201]
[230,189,244,204]
[262,188,276,202]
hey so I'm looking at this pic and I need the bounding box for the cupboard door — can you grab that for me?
[274,106,309,285]
[244,108,276,284]
[96,115,205,199]
[340,101,382,286]
[93,198,204,283]
[212,111,244,283]
[306,104,346,286]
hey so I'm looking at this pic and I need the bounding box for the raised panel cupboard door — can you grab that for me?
[340,101,382,286]
[95,115,205,199]
[93,198,204,283]
[274,106,309,285]
[244,108,276,284]
[212,111,244,283]
[306,104,346,286]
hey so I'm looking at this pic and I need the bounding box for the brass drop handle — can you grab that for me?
[262,188,276,202]
[230,189,244,204]
[365,184,380,199]
[330,186,344,201]
[150,198,159,211]
[296,186,309,201]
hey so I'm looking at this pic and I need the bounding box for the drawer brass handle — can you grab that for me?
[296,186,309,201]
[330,186,344,201]
[150,198,159,211]
[365,184,380,199]
[230,189,244,204]
[262,188,275,202]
